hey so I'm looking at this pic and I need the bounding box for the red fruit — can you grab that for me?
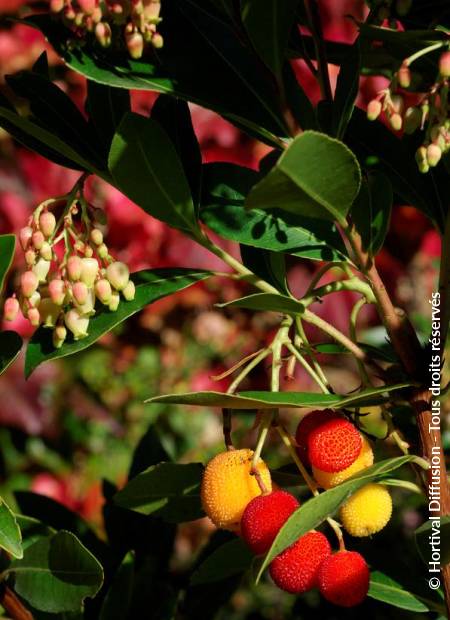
[269,531,331,594]
[241,491,299,555]
[308,417,362,473]
[318,550,370,607]
[295,410,339,467]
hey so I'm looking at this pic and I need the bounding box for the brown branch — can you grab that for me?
[0,585,34,620]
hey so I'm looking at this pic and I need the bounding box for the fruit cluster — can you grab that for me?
[367,49,450,172]
[200,410,393,607]
[49,0,163,59]
[3,197,135,347]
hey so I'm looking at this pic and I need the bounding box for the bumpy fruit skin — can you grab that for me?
[308,416,362,473]
[241,490,299,555]
[340,483,392,537]
[201,449,271,531]
[313,437,373,489]
[295,409,339,467]
[318,550,370,607]
[269,531,331,594]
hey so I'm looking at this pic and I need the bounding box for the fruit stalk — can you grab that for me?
[0,584,34,620]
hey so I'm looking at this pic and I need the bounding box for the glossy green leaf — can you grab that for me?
[151,95,202,209]
[10,530,103,613]
[368,571,430,612]
[99,553,134,620]
[247,132,361,224]
[25,269,211,377]
[113,462,204,522]
[415,516,450,566]
[218,292,304,314]
[201,163,347,261]
[332,40,360,139]
[0,498,23,559]
[0,331,23,376]
[0,234,15,294]
[351,171,393,256]
[257,455,421,580]
[241,0,299,78]
[85,81,130,157]
[146,383,412,409]
[190,537,253,585]
[240,246,288,294]
[109,113,198,236]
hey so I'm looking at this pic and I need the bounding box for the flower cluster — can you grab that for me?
[49,0,163,59]
[367,49,450,172]
[4,192,135,347]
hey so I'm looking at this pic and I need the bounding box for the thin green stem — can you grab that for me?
[285,341,329,393]
[227,348,271,394]
[350,297,372,386]
[302,278,376,307]
[405,41,447,67]
[295,318,331,390]
[303,262,353,296]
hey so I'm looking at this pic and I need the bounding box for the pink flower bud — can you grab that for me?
[25,249,36,266]
[151,32,163,49]
[80,258,99,287]
[439,51,450,78]
[27,291,41,309]
[126,32,144,59]
[19,226,33,251]
[427,143,442,167]
[389,112,402,131]
[90,229,103,245]
[122,280,135,301]
[72,281,89,305]
[33,258,51,283]
[50,0,65,12]
[39,298,61,328]
[4,297,19,321]
[78,0,97,13]
[95,22,112,47]
[106,261,129,291]
[32,230,45,250]
[398,65,411,88]
[48,279,66,305]
[143,0,161,20]
[28,307,40,327]
[367,99,382,121]
[97,243,109,259]
[21,271,38,298]
[84,246,94,258]
[95,278,112,304]
[65,308,89,340]
[108,291,120,311]
[67,255,83,281]
[53,325,67,349]
[74,240,86,253]
[39,211,56,237]
[40,242,53,261]
[403,107,421,134]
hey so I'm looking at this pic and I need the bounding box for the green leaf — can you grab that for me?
[368,571,430,612]
[10,530,104,613]
[415,516,450,566]
[146,383,412,409]
[109,113,198,236]
[257,455,421,581]
[25,268,211,377]
[190,537,253,586]
[332,40,360,139]
[151,95,202,209]
[0,234,15,294]
[0,331,23,376]
[351,171,393,256]
[247,132,361,224]
[201,163,347,261]
[113,462,204,522]
[0,498,23,559]
[240,246,288,294]
[85,81,130,157]
[218,292,303,314]
[241,0,299,79]
[99,553,134,620]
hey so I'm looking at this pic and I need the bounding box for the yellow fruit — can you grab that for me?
[201,449,271,530]
[340,483,392,537]
[313,437,374,489]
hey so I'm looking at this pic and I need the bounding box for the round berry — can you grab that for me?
[200,449,272,531]
[308,417,362,473]
[340,483,392,537]
[269,531,331,594]
[241,490,299,555]
[295,409,340,467]
[318,550,370,607]
[313,437,373,489]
